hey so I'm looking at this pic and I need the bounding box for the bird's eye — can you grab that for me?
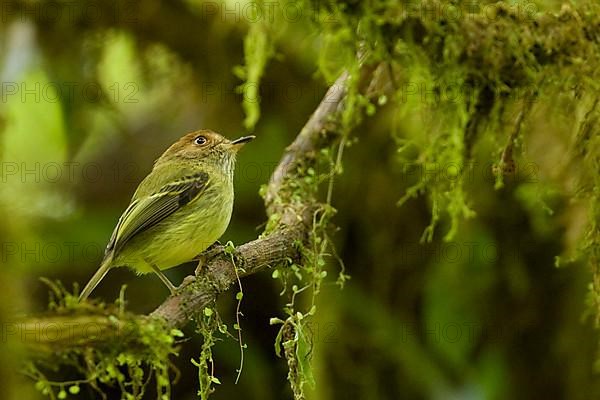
[194,136,207,145]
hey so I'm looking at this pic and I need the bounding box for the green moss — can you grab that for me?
[192,305,222,400]
[291,0,600,385]
[32,1,600,398]
[235,0,277,131]
[27,281,181,400]
[268,139,351,398]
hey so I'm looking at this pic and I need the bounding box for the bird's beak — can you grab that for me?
[229,135,255,151]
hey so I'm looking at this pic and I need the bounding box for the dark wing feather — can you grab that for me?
[105,172,209,255]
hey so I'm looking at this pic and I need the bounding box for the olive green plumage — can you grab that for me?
[79,130,254,301]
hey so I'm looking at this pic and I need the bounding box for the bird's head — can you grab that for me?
[156,129,254,173]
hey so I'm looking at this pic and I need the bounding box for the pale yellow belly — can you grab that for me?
[113,185,234,274]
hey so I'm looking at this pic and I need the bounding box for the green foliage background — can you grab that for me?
[1,0,599,399]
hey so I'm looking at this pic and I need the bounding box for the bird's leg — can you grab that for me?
[148,262,178,295]
[178,275,197,289]
[153,265,196,293]
[194,240,225,275]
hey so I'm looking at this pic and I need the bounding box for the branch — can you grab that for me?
[153,62,391,328]
[20,63,390,354]
[150,72,351,328]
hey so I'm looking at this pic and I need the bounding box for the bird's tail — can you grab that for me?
[79,255,113,301]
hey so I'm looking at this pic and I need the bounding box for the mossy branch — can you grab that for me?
[19,63,388,357]
[153,60,390,330]
[152,68,361,329]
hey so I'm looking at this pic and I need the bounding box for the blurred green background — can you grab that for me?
[1,1,599,399]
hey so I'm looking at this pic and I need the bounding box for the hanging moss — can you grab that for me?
[236,0,278,131]
[19,1,600,398]
[270,0,600,392]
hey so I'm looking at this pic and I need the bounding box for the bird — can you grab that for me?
[78,129,254,301]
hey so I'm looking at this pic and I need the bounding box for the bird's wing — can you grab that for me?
[105,171,210,254]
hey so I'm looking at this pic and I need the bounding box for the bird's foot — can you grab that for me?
[194,241,225,275]
[176,275,197,291]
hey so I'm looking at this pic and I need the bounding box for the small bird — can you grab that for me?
[79,130,254,301]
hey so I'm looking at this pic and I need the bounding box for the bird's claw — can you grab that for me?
[194,242,225,275]
[176,275,197,291]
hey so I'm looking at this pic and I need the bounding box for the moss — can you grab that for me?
[30,0,600,397]
[27,281,182,400]
[268,138,351,398]
[284,0,600,390]
[236,0,278,131]
[192,305,223,400]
